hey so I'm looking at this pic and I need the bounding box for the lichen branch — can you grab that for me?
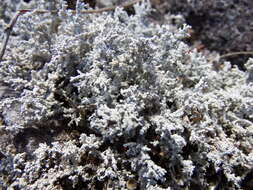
[0,0,143,63]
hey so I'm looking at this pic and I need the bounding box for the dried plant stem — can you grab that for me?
[79,0,143,13]
[18,0,143,14]
[0,11,25,62]
[220,51,253,59]
[0,0,143,63]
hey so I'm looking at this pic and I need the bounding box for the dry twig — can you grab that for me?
[220,51,253,60]
[0,0,143,62]
[0,11,26,62]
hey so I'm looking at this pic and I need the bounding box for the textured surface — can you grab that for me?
[152,0,253,69]
[0,0,253,190]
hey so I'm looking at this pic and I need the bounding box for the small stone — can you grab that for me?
[126,179,137,190]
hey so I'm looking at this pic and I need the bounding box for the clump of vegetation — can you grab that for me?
[0,0,252,189]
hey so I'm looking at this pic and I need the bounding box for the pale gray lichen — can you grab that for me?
[0,0,253,190]
[154,0,253,68]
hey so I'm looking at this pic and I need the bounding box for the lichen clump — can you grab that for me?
[0,0,253,190]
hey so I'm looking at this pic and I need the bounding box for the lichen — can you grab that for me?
[0,0,252,189]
